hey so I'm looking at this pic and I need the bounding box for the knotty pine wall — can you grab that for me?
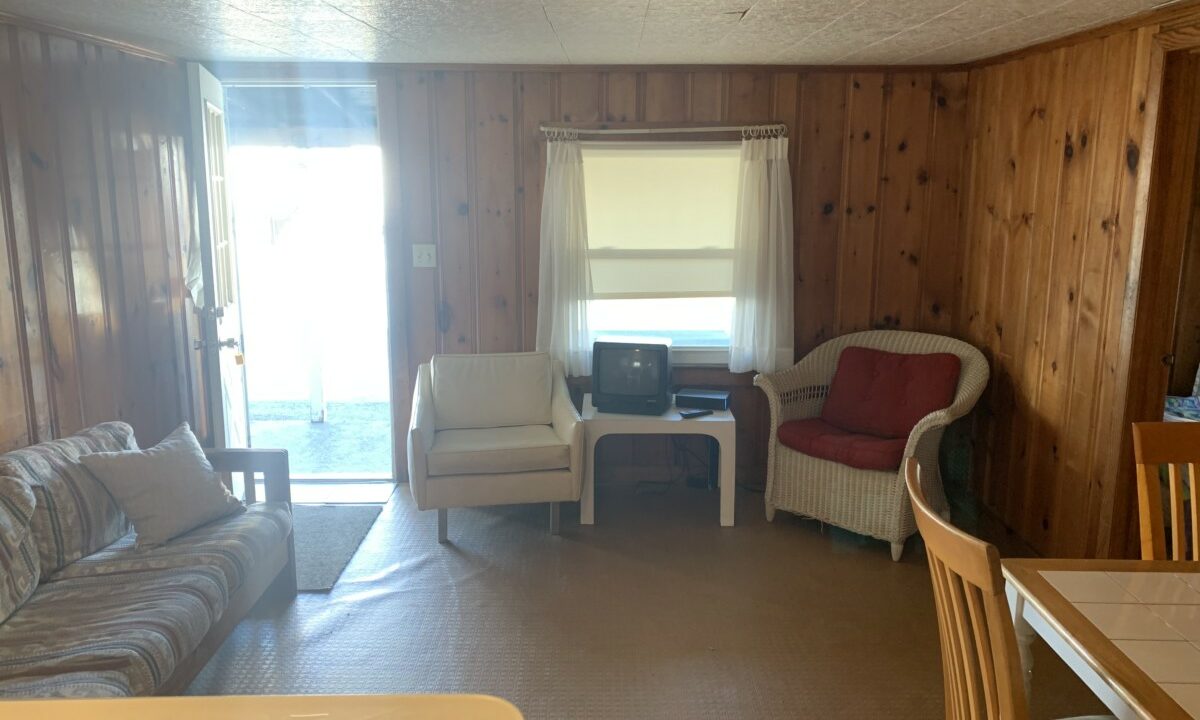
[380,68,970,480]
[957,26,1163,559]
[0,23,202,453]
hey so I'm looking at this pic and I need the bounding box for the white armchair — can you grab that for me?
[407,351,584,542]
[754,330,989,561]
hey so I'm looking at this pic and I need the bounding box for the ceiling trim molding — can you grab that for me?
[967,0,1200,68]
[207,61,967,84]
[0,11,176,63]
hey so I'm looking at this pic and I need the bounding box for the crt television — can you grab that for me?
[592,338,672,415]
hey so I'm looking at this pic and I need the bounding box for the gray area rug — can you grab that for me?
[293,504,382,592]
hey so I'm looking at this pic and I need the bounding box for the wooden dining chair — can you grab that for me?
[906,459,1115,720]
[905,458,1029,719]
[1131,421,1200,561]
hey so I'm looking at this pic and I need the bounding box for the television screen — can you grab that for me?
[596,346,663,397]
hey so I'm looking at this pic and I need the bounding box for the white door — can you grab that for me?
[188,63,249,450]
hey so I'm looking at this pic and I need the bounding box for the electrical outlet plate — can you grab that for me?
[413,244,437,268]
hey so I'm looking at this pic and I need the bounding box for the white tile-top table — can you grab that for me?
[5,694,524,719]
[580,393,736,527]
[1003,558,1200,719]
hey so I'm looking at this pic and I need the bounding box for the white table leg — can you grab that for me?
[718,429,735,527]
[1007,587,1035,701]
[581,432,599,525]
[1006,582,1139,720]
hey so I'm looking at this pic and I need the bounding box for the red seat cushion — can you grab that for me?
[777,419,908,471]
[820,346,962,439]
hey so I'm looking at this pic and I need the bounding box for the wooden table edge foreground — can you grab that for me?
[1,693,525,719]
[1003,557,1200,720]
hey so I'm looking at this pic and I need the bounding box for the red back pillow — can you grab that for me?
[820,346,962,439]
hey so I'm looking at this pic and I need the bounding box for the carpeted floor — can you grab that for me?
[292,504,383,591]
[188,483,1107,719]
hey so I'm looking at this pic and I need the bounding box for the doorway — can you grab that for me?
[221,83,394,491]
[1117,48,1200,556]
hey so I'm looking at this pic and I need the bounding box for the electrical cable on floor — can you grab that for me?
[634,437,678,495]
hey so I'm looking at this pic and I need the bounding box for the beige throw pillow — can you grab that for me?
[80,423,244,547]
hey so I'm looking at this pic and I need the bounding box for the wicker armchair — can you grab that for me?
[754,330,989,561]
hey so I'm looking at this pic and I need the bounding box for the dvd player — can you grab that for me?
[674,388,730,411]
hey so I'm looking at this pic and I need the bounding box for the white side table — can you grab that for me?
[580,393,736,527]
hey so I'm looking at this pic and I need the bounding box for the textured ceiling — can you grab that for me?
[0,0,1183,65]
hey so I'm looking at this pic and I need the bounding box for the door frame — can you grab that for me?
[1112,29,1200,557]
[196,66,407,482]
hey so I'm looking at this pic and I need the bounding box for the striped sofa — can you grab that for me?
[0,422,296,698]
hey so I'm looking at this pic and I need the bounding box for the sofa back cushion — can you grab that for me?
[432,352,553,430]
[821,347,962,439]
[0,476,39,623]
[0,422,134,573]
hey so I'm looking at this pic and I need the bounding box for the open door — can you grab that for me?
[188,63,249,450]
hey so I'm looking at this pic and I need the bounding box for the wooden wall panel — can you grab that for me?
[918,71,968,335]
[873,73,932,331]
[958,26,1164,558]
[0,22,199,453]
[835,73,885,335]
[472,71,519,354]
[385,67,968,480]
[794,73,846,355]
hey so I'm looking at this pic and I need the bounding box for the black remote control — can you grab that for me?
[679,409,713,419]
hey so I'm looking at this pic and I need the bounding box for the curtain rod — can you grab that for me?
[539,123,786,138]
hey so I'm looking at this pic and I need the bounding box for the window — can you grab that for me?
[581,141,740,363]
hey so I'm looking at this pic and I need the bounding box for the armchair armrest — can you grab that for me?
[903,359,991,457]
[754,359,832,431]
[205,448,291,506]
[550,371,585,499]
[408,363,437,508]
[551,372,583,471]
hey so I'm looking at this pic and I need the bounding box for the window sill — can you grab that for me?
[672,347,730,367]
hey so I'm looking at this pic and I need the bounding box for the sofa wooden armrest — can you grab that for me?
[152,448,299,696]
[205,448,292,506]
[153,446,298,696]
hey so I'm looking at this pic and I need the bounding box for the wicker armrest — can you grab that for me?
[754,363,829,427]
[205,448,291,505]
[902,360,992,457]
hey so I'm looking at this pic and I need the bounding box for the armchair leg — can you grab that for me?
[890,541,904,562]
[550,502,561,535]
[437,508,448,543]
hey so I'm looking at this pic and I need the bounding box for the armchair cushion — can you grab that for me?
[432,352,553,430]
[427,425,570,477]
[821,346,961,439]
[777,419,908,471]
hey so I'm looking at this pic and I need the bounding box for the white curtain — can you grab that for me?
[729,133,794,374]
[183,229,206,308]
[536,135,593,376]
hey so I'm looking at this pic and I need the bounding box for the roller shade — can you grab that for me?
[581,142,740,299]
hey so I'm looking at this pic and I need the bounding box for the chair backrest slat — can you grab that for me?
[1191,462,1200,562]
[964,583,1000,717]
[905,458,1029,720]
[1170,463,1187,561]
[1132,422,1200,561]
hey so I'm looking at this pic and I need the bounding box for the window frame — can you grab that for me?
[580,140,739,362]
